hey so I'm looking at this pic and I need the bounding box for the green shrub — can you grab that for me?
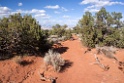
[78,7,124,48]
[49,24,72,40]
[0,13,51,59]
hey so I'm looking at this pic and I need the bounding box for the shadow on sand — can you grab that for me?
[19,60,34,66]
[60,60,73,73]
[53,47,69,54]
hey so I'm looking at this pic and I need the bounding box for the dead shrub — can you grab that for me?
[13,56,23,64]
[95,45,118,61]
[44,49,65,72]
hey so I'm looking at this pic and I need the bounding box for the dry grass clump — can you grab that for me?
[95,45,118,61]
[13,56,23,64]
[44,49,65,72]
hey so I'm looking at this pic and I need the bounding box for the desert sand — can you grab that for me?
[0,35,124,83]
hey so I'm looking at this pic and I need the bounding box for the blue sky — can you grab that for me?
[0,0,124,29]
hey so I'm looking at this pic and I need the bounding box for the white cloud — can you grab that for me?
[0,6,49,19]
[80,0,124,12]
[44,5,60,9]
[0,6,77,29]
[39,18,78,29]
[54,11,61,14]
[61,7,68,11]
[15,9,50,19]
[80,0,124,5]
[80,0,98,4]
[30,9,46,14]
[84,6,99,12]
[0,7,11,14]
[0,6,11,17]
[18,2,23,6]
[14,9,45,14]
[63,15,70,18]
[0,6,51,28]
[35,13,46,17]
[44,5,68,12]
[34,14,50,19]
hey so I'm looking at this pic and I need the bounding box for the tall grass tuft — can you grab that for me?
[44,49,65,72]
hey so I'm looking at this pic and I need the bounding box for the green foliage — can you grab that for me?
[96,7,108,28]
[79,11,94,28]
[73,25,83,34]
[49,24,72,40]
[115,28,124,48]
[81,26,97,48]
[112,12,122,28]
[64,28,72,40]
[77,7,124,48]
[0,13,51,59]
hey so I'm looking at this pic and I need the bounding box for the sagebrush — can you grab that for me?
[44,49,65,72]
[95,45,118,61]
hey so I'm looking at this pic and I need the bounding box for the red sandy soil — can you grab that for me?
[0,35,124,83]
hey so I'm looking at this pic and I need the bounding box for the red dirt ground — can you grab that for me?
[0,35,124,83]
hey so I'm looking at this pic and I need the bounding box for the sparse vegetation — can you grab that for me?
[95,45,118,61]
[44,49,65,72]
[1,1,124,83]
[48,24,72,40]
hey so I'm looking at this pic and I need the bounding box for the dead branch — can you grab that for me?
[84,48,91,54]
[40,72,57,83]
[93,54,109,71]
[95,45,118,62]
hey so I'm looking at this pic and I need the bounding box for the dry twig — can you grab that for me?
[93,54,110,71]
[40,71,57,83]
